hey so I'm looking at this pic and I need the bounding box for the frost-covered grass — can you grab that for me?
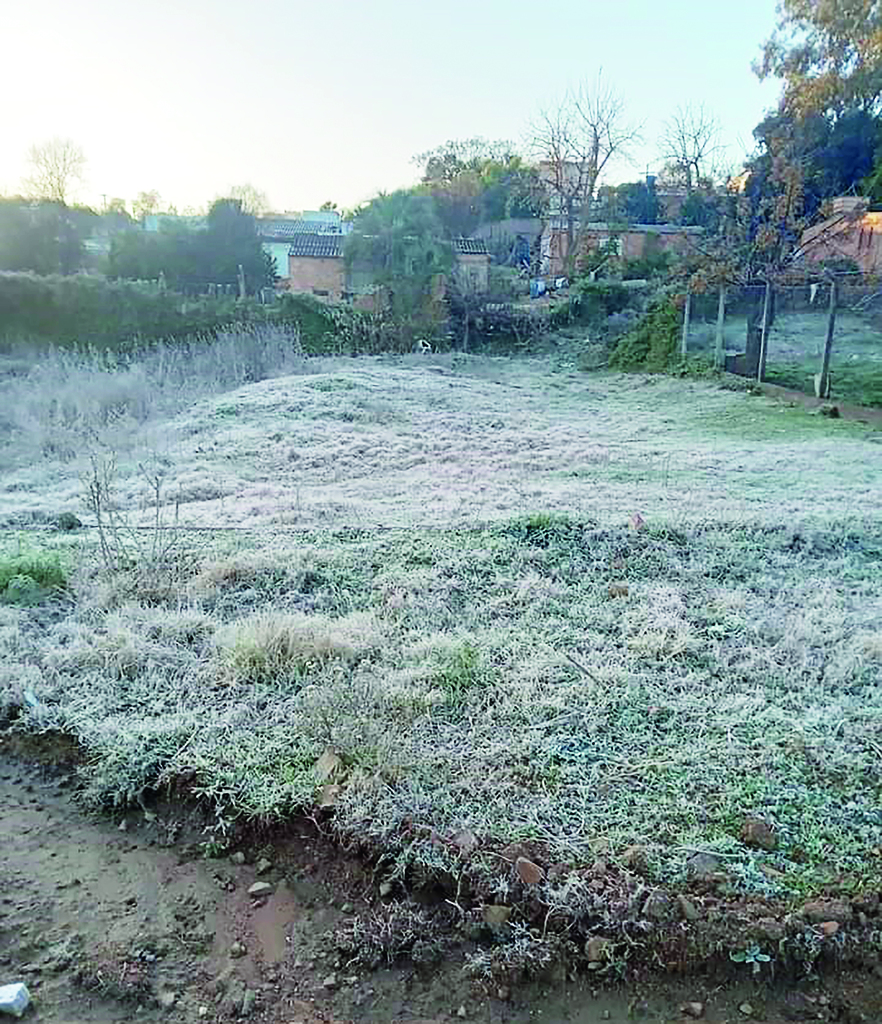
[2,353,882,909]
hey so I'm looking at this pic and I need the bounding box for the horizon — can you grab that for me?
[3,0,782,215]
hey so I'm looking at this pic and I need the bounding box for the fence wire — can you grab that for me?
[683,273,882,406]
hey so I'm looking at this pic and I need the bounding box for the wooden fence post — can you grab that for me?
[714,286,726,369]
[757,280,773,382]
[816,277,838,398]
[681,291,691,358]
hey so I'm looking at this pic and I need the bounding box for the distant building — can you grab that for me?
[276,228,490,306]
[797,196,882,274]
[540,221,702,276]
[257,211,349,285]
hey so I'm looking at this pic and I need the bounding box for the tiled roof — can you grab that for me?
[288,235,344,258]
[260,219,343,239]
[454,238,490,255]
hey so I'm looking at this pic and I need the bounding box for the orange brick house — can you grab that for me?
[541,221,703,276]
[798,196,882,274]
[279,235,490,304]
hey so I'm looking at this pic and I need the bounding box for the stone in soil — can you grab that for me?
[686,852,723,880]
[322,973,338,990]
[741,817,777,851]
[247,881,273,898]
[681,1002,704,1019]
[230,851,246,865]
[255,857,272,875]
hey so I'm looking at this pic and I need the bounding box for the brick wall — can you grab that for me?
[286,256,345,301]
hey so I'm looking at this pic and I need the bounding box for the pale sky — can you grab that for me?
[2,0,782,214]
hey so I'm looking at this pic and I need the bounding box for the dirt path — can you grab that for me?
[1,748,880,1024]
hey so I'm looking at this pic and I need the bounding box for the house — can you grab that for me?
[452,238,490,291]
[257,211,348,286]
[285,232,347,300]
[276,230,491,305]
[797,196,882,274]
[540,221,703,276]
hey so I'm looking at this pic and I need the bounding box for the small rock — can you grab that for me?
[738,1003,754,1016]
[230,940,247,958]
[457,1005,468,1018]
[686,852,723,880]
[379,880,393,897]
[322,973,338,990]
[230,851,246,865]
[247,881,273,898]
[677,895,700,921]
[741,817,777,851]
[681,1002,704,1019]
[496,986,510,1001]
[255,857,272,875]
[118,819,128,832]
[643,890,674,921]
[198,1007,209,1018]
[818,920,840,937]
[514,856,544,884]
[241,988,257,1016]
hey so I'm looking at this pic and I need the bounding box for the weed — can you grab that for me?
[0,541,67,604]
[729,943,773,974]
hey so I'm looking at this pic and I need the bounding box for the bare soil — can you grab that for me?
[2,742,881,1024]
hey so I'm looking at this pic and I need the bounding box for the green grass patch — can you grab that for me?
[765,358,882,409]
[0,543,68,604]
[13,513,882,911]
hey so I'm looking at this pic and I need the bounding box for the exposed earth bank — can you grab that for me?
[1,744,880,1024]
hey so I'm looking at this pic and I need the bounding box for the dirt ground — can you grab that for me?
[2,745,880,1024]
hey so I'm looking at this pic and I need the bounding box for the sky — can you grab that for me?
[1,0,782,215]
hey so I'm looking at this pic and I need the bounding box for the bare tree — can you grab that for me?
[132,189,162,221]
[530,74,642,261]
[23,138,86,205]
[228,183,269,216]
[658,103,724,193]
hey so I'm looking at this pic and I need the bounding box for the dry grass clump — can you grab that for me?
[0,325,310,469]
[333,902,453,969]
[211,610,380,686]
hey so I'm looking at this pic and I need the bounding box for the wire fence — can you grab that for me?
[682,272,882,407]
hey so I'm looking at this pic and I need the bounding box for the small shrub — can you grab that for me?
[571,281,631,324]
[0,545,67,604]
[608,298,680,371]
[333,902,452,968]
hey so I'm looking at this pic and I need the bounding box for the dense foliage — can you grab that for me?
[608,298,681,371]
[0,198,99,275]
[108,199,275,292]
